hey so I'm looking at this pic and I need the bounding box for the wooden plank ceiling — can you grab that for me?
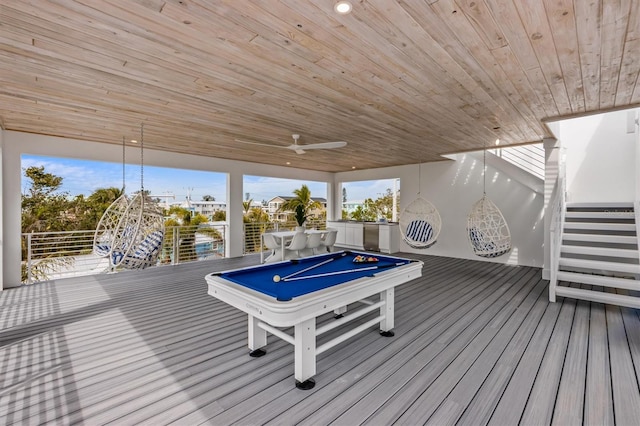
[1,0,639,172]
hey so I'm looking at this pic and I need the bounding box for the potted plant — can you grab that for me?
[294,204,308,231]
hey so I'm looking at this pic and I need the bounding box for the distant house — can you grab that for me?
[171,199,227,220]
[266,196,327,222]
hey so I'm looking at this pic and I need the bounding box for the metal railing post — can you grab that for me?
[173,227,179,265]
[27,233,33,284]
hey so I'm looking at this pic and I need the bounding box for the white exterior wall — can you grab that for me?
[337,155,545,267]
[555,109,638,203]
[2,131,334,289]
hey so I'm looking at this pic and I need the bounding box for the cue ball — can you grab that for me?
[273,275,281,282]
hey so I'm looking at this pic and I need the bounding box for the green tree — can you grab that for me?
[348,188,397,221]
[244,206,270,253]
[242,199,253,215]
[21,166,74,282]
[212,210,226,221]
[349,205,369,222]
[202,195,215,201]
[74,187,124,230]
[278,184,322,224]
[21,166,71,233]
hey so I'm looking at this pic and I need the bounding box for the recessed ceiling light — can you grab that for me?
[352,166,356,169]
[334,1,352,14]
[286,162,291,165]
[130,139,137,143]
[495,139,500,145]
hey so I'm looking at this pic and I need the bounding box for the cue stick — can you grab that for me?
[282,262,404,282]
[280,252,348,281]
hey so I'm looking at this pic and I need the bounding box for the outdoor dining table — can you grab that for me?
[260,229,326,263]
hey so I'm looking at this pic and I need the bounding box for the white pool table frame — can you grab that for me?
[205,255,423,388]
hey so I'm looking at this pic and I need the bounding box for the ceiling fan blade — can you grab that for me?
[234,139,286,149]
[286,141,347,150]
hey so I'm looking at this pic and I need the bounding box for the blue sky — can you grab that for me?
[21,155,398,203]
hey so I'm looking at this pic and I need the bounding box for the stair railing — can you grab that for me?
[635,112,640,265]
[549,155,566,302]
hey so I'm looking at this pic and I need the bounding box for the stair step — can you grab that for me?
[563,222,636,232]
[566,202,634,209]
[565,211,635,219]
[559,258,640,275]
[560,245,639,259]
[557,271,639,291]
[553,286,640,309]
[562,233,638,244]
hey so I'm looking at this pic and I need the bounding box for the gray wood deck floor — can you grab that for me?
[2,253,640,425]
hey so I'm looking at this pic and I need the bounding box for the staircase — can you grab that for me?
[552,202,640,308]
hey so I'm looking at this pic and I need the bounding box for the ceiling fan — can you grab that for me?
[235,134,347,154]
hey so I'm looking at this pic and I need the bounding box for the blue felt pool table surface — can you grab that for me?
[215,250,415,301]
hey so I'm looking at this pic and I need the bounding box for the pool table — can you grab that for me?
[205,250,423,389]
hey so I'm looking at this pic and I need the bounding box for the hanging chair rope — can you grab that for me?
[93,123,165,270]
[399,162,441,248]
[466,147,512,258]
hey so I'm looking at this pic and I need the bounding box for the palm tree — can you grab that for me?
[278,184,322,224]
[242,199,253,215]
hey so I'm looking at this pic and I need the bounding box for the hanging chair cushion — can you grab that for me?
[121,230,165,268]
[405,220,434,245]
[468,227,507,258]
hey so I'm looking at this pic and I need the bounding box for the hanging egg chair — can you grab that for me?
[111,192,165,269]
[399,163,441,248]
[466,149,511,258]
[467,194,511,257]
[93,124,165,270]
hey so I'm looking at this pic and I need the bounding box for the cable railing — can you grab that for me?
[490,143,545,180]
[21,220,328,284]
[21,224,227,284]
[242,219,327,255]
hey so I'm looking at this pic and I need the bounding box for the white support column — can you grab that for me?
[543,137,560,281]
[328,179,341,222]
[226,170,244,258]
[0,128,4,291]
[294,317,316,383]
[248,314,267,351]
[2,133,22,289]
[380,288,395,332]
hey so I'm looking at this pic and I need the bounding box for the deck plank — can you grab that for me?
[552,297,589,425]
[606,296,640,426]
[2,253,640,425]
[584,298,614,426]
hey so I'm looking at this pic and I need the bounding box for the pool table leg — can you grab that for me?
[380,288,395,337]
[294,317,316,390]
[248,314,267,356]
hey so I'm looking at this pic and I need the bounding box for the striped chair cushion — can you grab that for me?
[406,220,434,244]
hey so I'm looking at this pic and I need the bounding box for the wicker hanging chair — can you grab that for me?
[92,125,165,269]
[399,163,441,248]
[466,149,511,258]
[467,194,511,257]
[111,192,165,269]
